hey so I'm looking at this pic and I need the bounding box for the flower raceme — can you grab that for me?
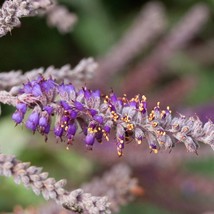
[12,75,214,156]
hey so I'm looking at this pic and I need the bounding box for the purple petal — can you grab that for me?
[39,117,48,127]
[84,88,91,100]
[23,82,32,94]
[32,84,43,97]
[43,124,50,134]
[60,101,71,110]
[43,106,54,115]
[70,110,77,119]
[26,120,37,132]
[89,109,98,117]
[12,111,24,124]
[74,101,84,111]
[110,93,117,103]
[85,134,95,146]
[16,103,27,114]
[41,79,55,92]
[67,123,77,137]
[104,125,111,134]
[93,115,104,124]
[54,126,64,137]
[92,90,100,98]
[28,111,40,125]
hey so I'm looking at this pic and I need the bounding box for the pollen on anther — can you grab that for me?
[127,123,134,131]
[142,95,147,101]
[117,150,122,157]
[137,140,142,145]
[152,122,158,127]
[167,106,172,113]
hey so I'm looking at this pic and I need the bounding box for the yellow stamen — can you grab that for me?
[153,149,158,154]
[142,95,147,101]
[127,123,134,131]
[118,144,123,149]
[167,106,172,113]
[183,127,189,132]
[117,150,122,157]
[152,122,158,127]
[119,139,124,144]
[137,140,142,145]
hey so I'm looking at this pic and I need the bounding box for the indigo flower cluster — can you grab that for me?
[12,75,214,156]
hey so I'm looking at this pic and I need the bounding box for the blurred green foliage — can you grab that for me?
[184,157,214,177]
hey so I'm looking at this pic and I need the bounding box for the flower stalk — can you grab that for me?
[0,153,111,213]
[4,75,213,157]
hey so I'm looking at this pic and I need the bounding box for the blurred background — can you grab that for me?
[0,0,214,213]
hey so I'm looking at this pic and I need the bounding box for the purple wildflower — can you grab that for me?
[26,111,40,132]
[74,101,84,111]
[32,83,43,97]
[93,115,104,124]
[43,105,54,115]
[85,133,95,147]
[11,75,214,156]
[16,103,27,114]
[54,125,64,138]
[12,111,24,124]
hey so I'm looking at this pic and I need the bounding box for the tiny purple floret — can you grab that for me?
[12,111,24,124]
[16,103,27,114]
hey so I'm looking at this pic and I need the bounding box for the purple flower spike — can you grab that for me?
[16,103,27,114]
[12,111,24,124]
